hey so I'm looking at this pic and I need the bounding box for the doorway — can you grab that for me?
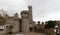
[29,27,33,32]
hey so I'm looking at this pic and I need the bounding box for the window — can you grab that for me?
[0,25,4,31]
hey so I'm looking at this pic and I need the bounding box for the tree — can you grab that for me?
[45,20,56,35]
[0,15,6,25]
[45,21,56,29]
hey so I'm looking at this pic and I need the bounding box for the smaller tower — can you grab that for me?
[14,13,18,19]
[12,13,20,33]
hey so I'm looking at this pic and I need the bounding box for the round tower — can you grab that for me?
[21,10,30,32]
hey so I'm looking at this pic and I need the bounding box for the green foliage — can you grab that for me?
[45,21,56,29]
[0,16,6,25]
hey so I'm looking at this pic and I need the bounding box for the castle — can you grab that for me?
[0,5,59,35]
[0,6,35,34]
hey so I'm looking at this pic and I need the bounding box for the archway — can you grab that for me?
[6,25,13,34]
[29,27,33,32]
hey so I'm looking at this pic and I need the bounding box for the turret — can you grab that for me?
[28,5,32,24]
[14,13,18,19]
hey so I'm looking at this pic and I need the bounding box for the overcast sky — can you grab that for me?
[0,0,60,22]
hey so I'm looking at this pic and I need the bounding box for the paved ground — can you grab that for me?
[16,32,46,35]
[24,32,46,35]
[2,32,46,35]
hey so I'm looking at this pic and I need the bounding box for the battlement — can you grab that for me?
[21,10,29,15]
